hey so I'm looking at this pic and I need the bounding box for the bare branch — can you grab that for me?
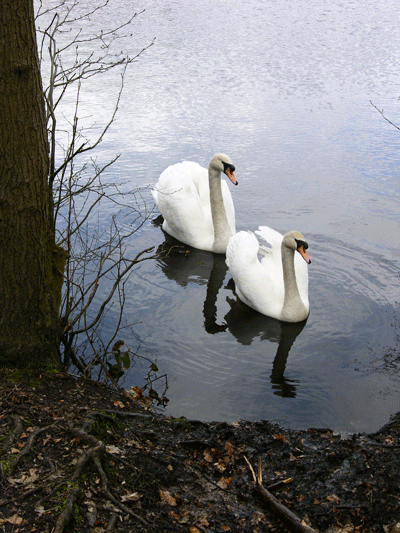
[370,100,400,131]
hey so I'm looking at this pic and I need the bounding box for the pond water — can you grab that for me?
[39,0,400,433]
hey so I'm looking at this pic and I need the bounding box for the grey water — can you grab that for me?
[39,0,400,433]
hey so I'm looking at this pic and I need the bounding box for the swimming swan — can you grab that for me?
[152,154,237,253]
[226,226,311,322]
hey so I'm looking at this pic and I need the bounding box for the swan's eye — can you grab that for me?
[223,162,235,173]
[295,239,308,250]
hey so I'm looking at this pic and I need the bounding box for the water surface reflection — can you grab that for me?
[155,232,308,400]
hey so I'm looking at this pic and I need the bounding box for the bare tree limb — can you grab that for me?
[370,100,400,131]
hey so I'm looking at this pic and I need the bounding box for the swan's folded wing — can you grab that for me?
[154,162,213,247]
[226,231,284,316]
[255,226,283,249]
[226,231,259,269]
[255,226,284,284]
[181,161,210,207]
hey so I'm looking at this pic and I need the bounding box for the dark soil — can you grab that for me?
[1,370,400,533]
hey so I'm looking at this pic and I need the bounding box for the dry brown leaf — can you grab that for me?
[129,386,143,399]
[250,511,267,525]
[8,469,38,486]
[272,433,289,443]
[112,400,124,409]
[326,494,340,503]
[203,449,213,463]
[224,441,235,456]
[2,515,23,525]
[106,445,122,454]
[196,516,209,527]
[189,528,200,533]
[215,459,227,472]
[159,488,177,506]
[216,476,232,490]
[384,437,395,445]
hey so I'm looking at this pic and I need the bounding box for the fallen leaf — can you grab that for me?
[196,516,209,527]
[327,494,340,503]
[224,442,235,456]
[8,469,38,486]
[215,459,227,472]
[203,449,213,463]
[6,515,23,525]
[106,445,122,455]
[35,505,46,516]
[129,386,143,399]
[272,433,289,443]
[112,400,124,409]
[251,511,267,525]
[216,477,232,490]
[159,488,177,506]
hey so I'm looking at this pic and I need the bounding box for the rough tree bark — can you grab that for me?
[0,0,61,364]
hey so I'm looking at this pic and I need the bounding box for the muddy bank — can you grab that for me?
[1,371,399,532]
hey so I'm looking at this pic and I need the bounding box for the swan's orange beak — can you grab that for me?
[224,167,238,186]
[298,245,311,264]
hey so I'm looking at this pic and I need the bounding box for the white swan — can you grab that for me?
[226,226,311,322]
[152,154,237,253]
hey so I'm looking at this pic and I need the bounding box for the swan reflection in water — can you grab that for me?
[224,296,306,398]
[155,230,307,398]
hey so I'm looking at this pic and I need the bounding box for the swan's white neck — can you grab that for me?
[280,245,308,322]
[209,166,232,253]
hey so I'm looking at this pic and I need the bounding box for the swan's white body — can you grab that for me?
[152,154,237,253]
[226,226,310,322]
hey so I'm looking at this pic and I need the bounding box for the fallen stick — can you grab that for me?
[244,456,317,533]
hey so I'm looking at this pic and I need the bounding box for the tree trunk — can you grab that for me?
[0,0,60,365]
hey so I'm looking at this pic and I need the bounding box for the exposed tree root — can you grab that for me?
[1,414,23,454]
[52,416,152,532]
[53,442,104,533]
[8,421,56,476]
